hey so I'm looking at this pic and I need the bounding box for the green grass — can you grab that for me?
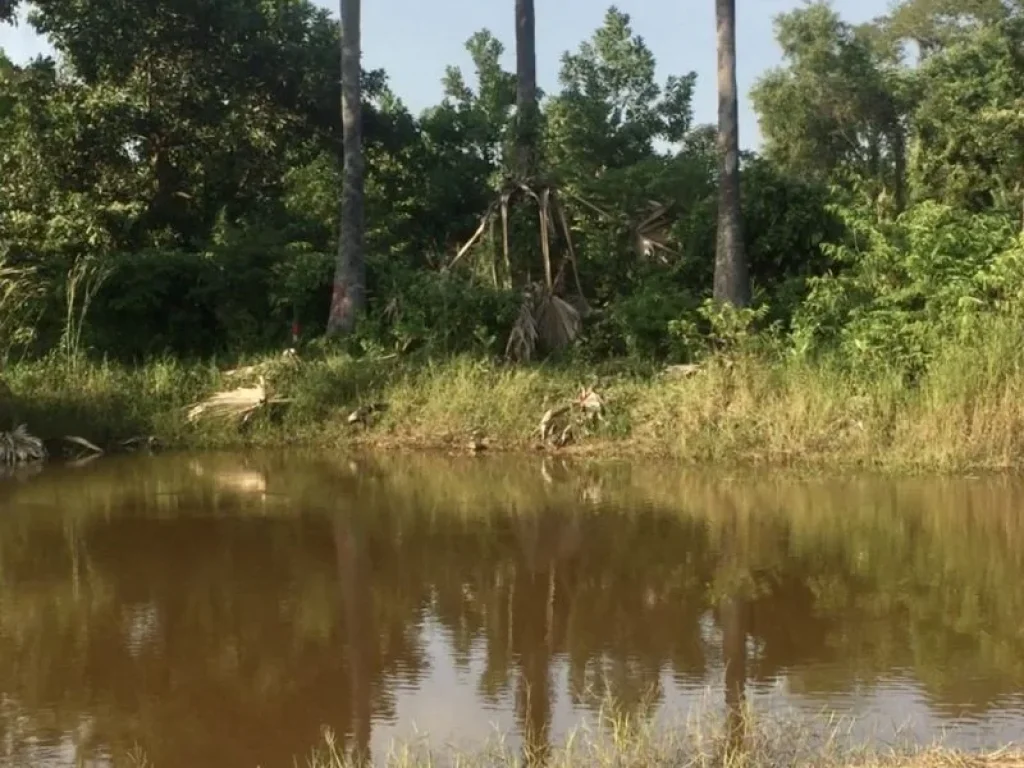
[4,320,1024,471]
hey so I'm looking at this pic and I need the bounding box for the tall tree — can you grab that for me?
[751,5,910,214]
[328,0,366,335]
[713,0,750,306]
[514,0,538,180]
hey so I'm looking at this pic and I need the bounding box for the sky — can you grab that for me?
[0,0,894,149]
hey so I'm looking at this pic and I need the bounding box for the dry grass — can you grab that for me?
[298,702,1023,768]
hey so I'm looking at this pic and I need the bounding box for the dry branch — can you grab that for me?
[63,434,104,456]
[446,211,492,272]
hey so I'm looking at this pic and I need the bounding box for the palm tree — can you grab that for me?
[514,0,538,180]
[713,0,750,307]
[327,0,366,335]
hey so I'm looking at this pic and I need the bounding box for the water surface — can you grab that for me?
[2,451,1024,766]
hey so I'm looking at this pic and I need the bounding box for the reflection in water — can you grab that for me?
[2,452,1024,766]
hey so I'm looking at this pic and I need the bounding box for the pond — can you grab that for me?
[1,451,1023,767]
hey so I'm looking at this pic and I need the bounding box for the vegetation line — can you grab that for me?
[4,337,1024,472]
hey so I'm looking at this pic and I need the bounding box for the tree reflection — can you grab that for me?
[0,453,1023,764]
[335,515,374,766]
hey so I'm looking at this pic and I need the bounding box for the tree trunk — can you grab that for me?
[327,0,366,336]
[514,0,538,181]
[713,0,750,307]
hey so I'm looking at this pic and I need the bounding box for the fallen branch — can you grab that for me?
[63,434,104,456]
[445,211,493,272]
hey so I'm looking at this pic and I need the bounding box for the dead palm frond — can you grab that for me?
[504,281,583,363]
[506,286,540,363]
[535,289,581,351]
[634,200,681,263]
[444,181,585,296]
[185,376,293,425]
[561,189,683,264]
[0,424,46,466]
[443,180,590,363]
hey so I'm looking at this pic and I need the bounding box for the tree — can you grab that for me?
[713,0,749,306]
[327,0,366,335]
[907,22,1024,219]
[514,0,539,180]
[751,4,910,214]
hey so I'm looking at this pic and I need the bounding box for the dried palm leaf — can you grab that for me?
[552,195,583,295]
[505,287,539,362]
[186,376,291,425]
[535,290,581,352]
[187,378,266,423]
[539,187,553,289]
[0,424,45,466]
[563,190,617,221]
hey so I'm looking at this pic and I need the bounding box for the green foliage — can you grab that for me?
[792,202,1024,377]
[909,22,1024,213]
[358,258,519,357]
[3,0,1024,388]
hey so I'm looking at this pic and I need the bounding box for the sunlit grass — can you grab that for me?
[94,691,1024,767]
[298,700,1020,768]
[4,314,1024,470]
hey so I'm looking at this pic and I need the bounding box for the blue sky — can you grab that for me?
[0,0,893,148]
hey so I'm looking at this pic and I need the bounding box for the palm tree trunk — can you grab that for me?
[514,0,539,181]
[713,0,750,307]
[327,0,366,335]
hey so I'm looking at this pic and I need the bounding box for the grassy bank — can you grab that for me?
[4,333,1024,471]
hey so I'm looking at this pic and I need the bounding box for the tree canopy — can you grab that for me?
[1,0,1023,379]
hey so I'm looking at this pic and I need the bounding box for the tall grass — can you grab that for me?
[299,700,1020,768]
[3,313,1024,470]
[0,255,44,361]
[104,696,1023,768]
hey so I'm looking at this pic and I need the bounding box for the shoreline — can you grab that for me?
[4,350,1024,474]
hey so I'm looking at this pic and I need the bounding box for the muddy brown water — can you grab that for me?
[1,451,1024,767]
